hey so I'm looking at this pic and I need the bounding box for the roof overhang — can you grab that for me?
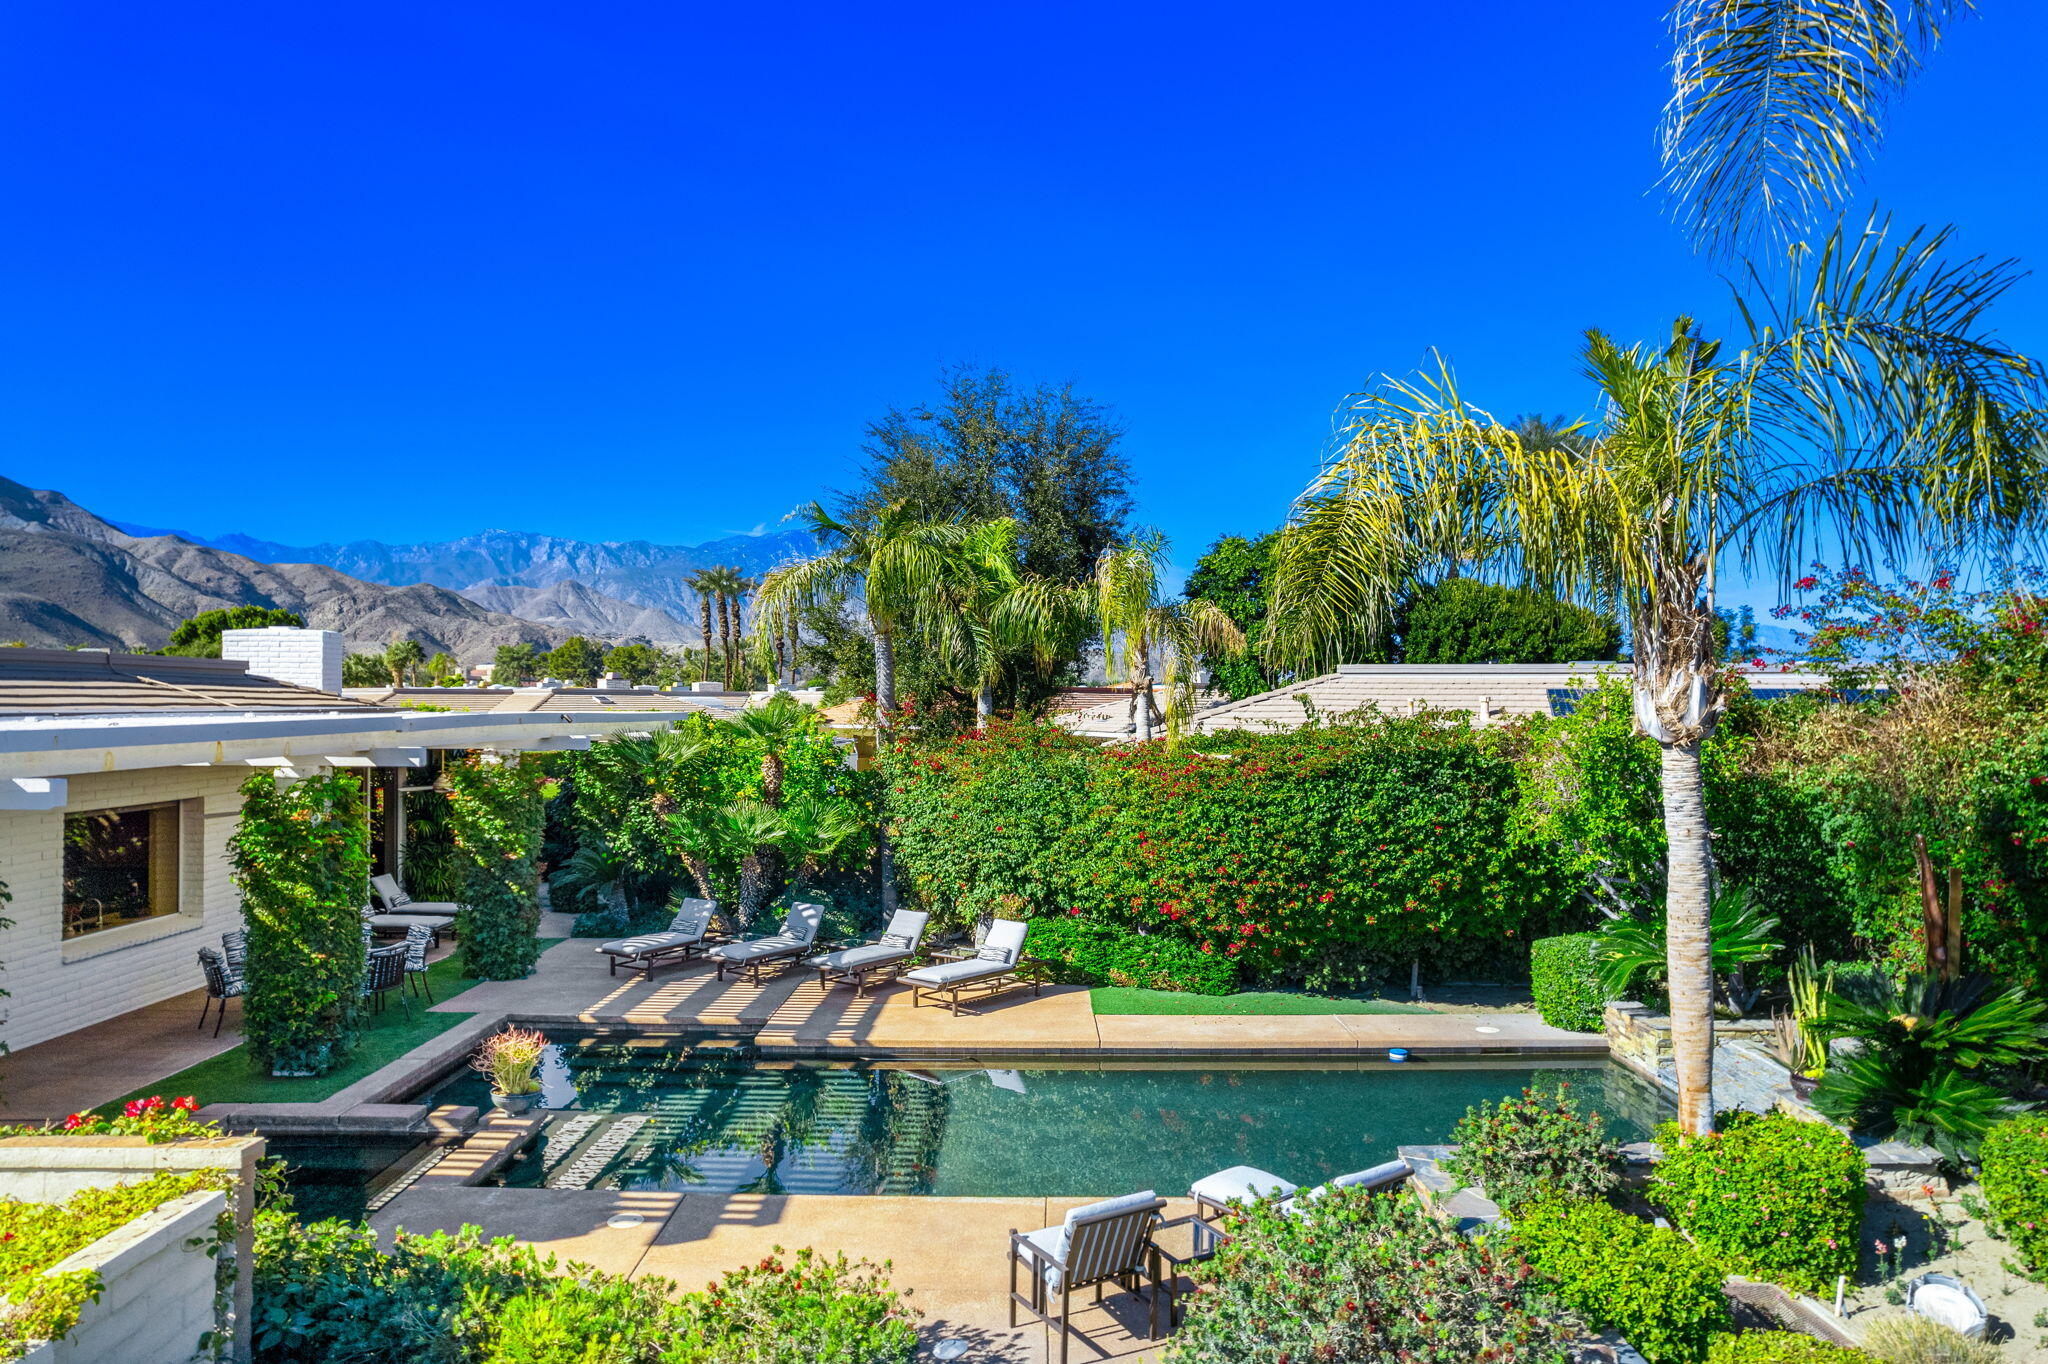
[0,708,682,779]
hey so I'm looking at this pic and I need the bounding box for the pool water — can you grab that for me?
[269,1134,441,1221]
[416,1035,1663,1198]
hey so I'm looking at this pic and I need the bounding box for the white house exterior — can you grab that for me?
[0,636,687,1054]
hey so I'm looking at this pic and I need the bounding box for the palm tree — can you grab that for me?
[384,636,425,688]
[719,692,814,807]
[934,517,1090,719]
[686,570,718,683]
[752,501,983,909]
[1094,531,1246,744]
[1263,219,2046,1133]
[1661,0,1975,255]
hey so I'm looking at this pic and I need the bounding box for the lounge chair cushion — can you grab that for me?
[1284,1159,1411,1214]
[904,956,1010,988]
[1190,1165,1298,1208]
[709,934,809,963]
[599,930,702,960]
[975,918,1027,966]
[664,900,717,935]
[368,912,452,934]
[806,942,914,972]
[1020,1190,1159,1293]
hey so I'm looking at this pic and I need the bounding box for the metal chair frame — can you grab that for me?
[1008,1198,1168,1364]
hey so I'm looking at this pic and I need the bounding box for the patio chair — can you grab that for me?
[371,872,463,919]
[804,908,929,997]
[595,898,723,977]
[401,922,437,1001]
[1009,1190,1168,1364]
[1189,1157,1410,1221]
[195,946,243,1037]
[361,942,409,1016]
[902,918,1045,1015]
[221,928,247,974]
[707,902,825,984]
[365,906,452,943]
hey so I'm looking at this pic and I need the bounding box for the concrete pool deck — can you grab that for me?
[373,1184,1203,1363]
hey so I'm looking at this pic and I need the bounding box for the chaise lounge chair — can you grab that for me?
[707,901,824,985]
[1009,1190,1169,1364]
[594,898,723,977]
[804,908,929,996]
[902,918,1044,1015]
[371,873,464,921]
[1189,1157,1411,1221]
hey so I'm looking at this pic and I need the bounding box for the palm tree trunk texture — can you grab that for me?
[1660,739,1716,1135]
[976,685,994,720]
[872,627,898,913]
[698,598,713,682]
[1132,638,1154,743]
[718,593,734,689]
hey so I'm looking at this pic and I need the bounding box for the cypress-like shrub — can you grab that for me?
[1529,932,1612,1031]
[1978,1113,2048,1282]
[1650,1112,1865,1295]
[446,754,549,980]
[1514,1198,1732,1364]
[230,770,371,1075]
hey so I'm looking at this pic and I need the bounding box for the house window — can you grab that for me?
[62,802,181,939]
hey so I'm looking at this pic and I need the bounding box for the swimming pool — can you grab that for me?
[411,1035,1662,1198]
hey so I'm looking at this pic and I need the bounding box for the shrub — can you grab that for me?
[1025,915,1239,995]
[1514,1198,1732,1364]
[665,1247,920,1364]
[1856,1314,2000,1364]
[1172,1187,1571,1363]
[1704,1334,1874,1363]
[447,754,550,980]
[1650,1112,1865,1295]
[231,769,372,1075]
[1443,1082,1621,1213]
[1529,933,1611,1031]
[1977,1112,2048,1282]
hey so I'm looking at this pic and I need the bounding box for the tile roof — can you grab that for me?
[343,685,751,717]
[0,647,385,716]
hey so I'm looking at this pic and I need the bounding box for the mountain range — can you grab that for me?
[1,475,817,659]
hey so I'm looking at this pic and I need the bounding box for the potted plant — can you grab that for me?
[1770,949,1831,1099]
[471,1025,549,1112]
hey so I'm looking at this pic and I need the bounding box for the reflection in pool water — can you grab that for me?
[411,1035,1663,1199]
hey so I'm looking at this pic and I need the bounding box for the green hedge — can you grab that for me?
[1650,1113,1865,1296]
[1529,933,1612,1031]
[1025,915,1239,995]
[446,755,548,981]
[1514,1198,1732,1364]
[889,719,1577,992]
[1979,1113,2048,1282]
[1703,1334,1872,1363]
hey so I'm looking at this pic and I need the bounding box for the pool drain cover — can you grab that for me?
[606,1214,645,1229]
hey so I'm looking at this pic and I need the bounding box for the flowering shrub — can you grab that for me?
[1529,933,1612,1031]
[666,1248,919,1364]
[50,1095,209,1141]
[1649,1112,1865,1296]
[1443,1083,1621,1214]
[1978,1113,2048,1282]
[1703,1334,1873,1362]
[1172,1186,1571,1363]
[1514,1198,1731,1364]
[889,718,1576,991]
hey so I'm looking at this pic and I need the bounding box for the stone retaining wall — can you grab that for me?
[14,1188,226,1364]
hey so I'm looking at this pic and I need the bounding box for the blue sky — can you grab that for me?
[4,2,2046,612]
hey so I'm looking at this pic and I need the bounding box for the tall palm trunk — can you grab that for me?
[1131,632,1155,742]
[718,593,734,689]
[976,684,994,720]
[697,596,714,682]
[1660,740,1716,1134]
[872,626,898,913]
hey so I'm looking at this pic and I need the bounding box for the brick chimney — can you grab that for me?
[220,627,345,694]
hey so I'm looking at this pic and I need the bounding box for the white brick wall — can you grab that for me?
[0,767,249,1052]
[14,1188,227,1364]
[219,626,343,694]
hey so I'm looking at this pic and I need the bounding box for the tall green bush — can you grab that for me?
[1650,1112,1865,1295]
[1978,1113,2048,1282]
[446,755,548,980]
[1025,914,1239,994]
[230,770,371,1075]
[1529,933,1612,1030]
[1444,1083,1621,1213]
[1513,1198,1732,1364]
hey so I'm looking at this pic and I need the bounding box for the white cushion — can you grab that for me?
[781,901,825,944]
[1041,1191,1159,1292]
[599,930,701,958]
[976,918,1026,966]
[368,913,452,932]
[808,943,913,972]
[1190,1165,1297,1208]
[667,899,717,935]
[1283,1159,1411,1215]
[710,934,806,963]
[904,957,1009,988]
[1016,1225,1068,1291]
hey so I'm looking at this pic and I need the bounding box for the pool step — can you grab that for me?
[548,1115,649,1189]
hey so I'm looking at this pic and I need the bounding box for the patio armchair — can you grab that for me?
[221,928,247,974]
[402,922,437,1001]
[195,946,243,1037]
[595,898,723,977]
[902,918,1045,1015]
[804,908,929,997]
[371,873,464,919]
[1009,1190,1168,1364]
[707,902,825,984]
[361,942,409,1016]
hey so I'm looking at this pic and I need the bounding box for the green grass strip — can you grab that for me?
[1089,987,1435,1016]
[105,941,561,1111]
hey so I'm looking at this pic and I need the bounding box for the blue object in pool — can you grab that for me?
[1387,1048,1409,1063]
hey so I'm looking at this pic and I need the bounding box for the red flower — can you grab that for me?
[1795,576,1818,591]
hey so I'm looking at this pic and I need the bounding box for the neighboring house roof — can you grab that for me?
[1188,662,1837,734]
[1048,685,1170,740]
[343,685,752,717]
[0,647,385,716]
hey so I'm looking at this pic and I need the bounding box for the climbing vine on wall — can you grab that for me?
[230,770,371,1075]
[445,754,549,980]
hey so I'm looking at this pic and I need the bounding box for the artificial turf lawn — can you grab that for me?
[1089,987,1435,1016]
[105,941,562,1111]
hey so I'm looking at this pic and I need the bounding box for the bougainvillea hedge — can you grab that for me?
[888,719,1578,991]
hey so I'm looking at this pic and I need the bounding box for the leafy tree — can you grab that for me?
[540,636,604,686]
[159,605,305,657]
[1095,530,1245,743]
[842,364,1133,585]
[342,652,390,688]
[1396,579,1620,664]
[424,651,462,685]
[603,643,667,686]
[492,642,540,686]
[931,518,1089,718]
[1183,532,1283,700]
[384,636,425,687]
[1264,219,2048,1133]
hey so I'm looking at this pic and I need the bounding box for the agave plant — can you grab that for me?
[1811,972,2048,1163]
[1595,884,1783,1015]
